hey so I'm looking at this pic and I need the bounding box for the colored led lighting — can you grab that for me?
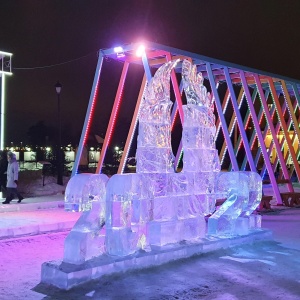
[1,75,5,149]
[136,45,145,57]
[114,46,124,53]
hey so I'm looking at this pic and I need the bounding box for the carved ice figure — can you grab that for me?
[63,59,263,264]
[181,59,262,236]
[63,174,109,264]
[65,173,108,212]
[105,59,206,255]
[207,171,262,236]
[137,59,180,173]
[181,59,220,216]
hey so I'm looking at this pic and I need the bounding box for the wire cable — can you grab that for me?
[13,51,97,70]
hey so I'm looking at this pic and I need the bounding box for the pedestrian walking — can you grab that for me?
[2,151,24,204]
[0,150,8,198]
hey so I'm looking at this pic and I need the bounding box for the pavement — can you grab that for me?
[0,195,81,240]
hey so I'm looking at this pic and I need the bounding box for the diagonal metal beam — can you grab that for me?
[240,71,283,204]
[96,61,130,173]
[224,67,256,171]
[72,52,104,177]
[268,78,300,182]
[207,63,239,170]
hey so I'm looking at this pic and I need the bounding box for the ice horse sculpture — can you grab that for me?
[62,59,262,263]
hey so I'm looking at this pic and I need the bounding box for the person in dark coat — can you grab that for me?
[2,151,24,204]
[0,150,8,198]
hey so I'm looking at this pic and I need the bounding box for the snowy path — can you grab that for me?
[0,208,300,299]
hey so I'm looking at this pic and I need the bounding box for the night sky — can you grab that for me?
[1,0,300,146]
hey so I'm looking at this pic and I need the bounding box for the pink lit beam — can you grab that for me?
[166,53,186,169]
[268,78,300,182]
[96,61,129,174]
[207,63,239,170]
[290,82,300,107]
[250,90,271,166]
[166,53,185,123]
[229,89,247,171]
[281,81,300,144]
[224,67,256,171]
[256,103,279,178]
[220,98,240,167]
[170,81,184,128]
[216,89,230,139]
[255,78,288,174]
[220,87,244,167]
[271,98,298,179]
[215,89,231,164]
[289,113,300,175]
[263,100,289,179]
[254,74,293,193]
[253,100,274,165]
[231,88,258,171]
[118,75,147,174]
[240,71,283,204]
[116,50,152,173]
[220,109,237,167]
[240,91,271,172]
[72,52,104,177]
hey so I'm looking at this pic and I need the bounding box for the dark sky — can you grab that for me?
[1,0,300,146]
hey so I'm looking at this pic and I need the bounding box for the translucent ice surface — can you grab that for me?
[63,59,263,266]
[208,171,262,237]
[65,173,109,212]
[64,174,109,264]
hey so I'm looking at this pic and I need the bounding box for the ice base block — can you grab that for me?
[41,229,272,290]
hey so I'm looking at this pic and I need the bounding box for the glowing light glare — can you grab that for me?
[114,46,123,53]
[136,45,145,57]
[46,147,51,151]
[0,51,12,56]
[114,46,125,58]
[0,75,5,149]
[115,146,119,151]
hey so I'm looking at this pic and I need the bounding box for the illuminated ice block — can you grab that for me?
[63,174,109,264]
[208,172,261,236]
[240,171,262,217]
[64,173,109,212]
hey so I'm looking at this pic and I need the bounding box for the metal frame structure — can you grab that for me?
[72,42,300,205]
[0,51,12,150]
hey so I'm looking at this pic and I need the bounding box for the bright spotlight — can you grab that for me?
[136,45,145,57]
[114,46,125,58]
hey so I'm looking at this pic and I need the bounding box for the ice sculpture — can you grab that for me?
[207,171,262,236]
[63,174,109,264]
[42,58,266,290]
[105,60,206,256]
[181,59,221,216]
[136,59,179,173]
[63,59,263,261]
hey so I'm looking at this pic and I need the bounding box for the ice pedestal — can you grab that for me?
[41,229,272,290]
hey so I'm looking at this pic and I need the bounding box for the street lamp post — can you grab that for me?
[55,81,63,185]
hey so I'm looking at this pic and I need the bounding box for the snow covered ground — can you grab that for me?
[0,207,300,299]
[0,166,299,299]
